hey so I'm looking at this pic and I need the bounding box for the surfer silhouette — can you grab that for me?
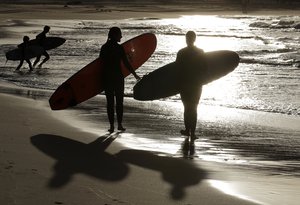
[100,27,140,133]
[176,31,207,141]
[33,25,50,68]
[16,36,34,71]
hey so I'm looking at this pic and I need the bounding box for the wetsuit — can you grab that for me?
[33,31,49,67]
[16,41,33,71]
[176,45,206,137]
[99,39,133,127]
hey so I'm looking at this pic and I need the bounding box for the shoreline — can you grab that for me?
[1,80,300,205]
[0,81,263,205]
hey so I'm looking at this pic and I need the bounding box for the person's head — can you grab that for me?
[43,25,50,33]
[108,27,122,42]
[23,35,30,42]
[185,31,196,47]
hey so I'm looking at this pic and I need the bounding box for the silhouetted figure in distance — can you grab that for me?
[33,25,50,68]
[176,31,207,142]
[16,36,33,71]
[100,27,140,133]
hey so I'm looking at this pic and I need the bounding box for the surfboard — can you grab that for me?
[133,50,240,101]
[49,33,157,110]
[5,45,44,61]
[30,37,66,50]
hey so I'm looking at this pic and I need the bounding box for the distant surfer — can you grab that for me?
[16,36,34,71]
[176,31,207,141]
[100,27,140,133]
[33,25,50,68]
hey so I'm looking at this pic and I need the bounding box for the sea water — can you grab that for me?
[0,15,299,175]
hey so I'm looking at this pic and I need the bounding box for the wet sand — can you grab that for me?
[1,81,300,205]
[0,81,263,205]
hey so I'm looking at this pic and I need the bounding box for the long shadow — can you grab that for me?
[31,133,128,188]
[31,134,207,200]
[116,149,207,200]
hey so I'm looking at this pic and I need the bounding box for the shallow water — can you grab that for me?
[0,15,300,176]
[1,15,299,115]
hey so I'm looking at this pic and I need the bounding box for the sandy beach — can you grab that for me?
[1,80,299,205]
[1,2,300,205]
[1,81,300,205]
[0,81,264,205]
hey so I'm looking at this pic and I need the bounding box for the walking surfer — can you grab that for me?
[16,36,34,71]
[176,31,207,142]
[100,27,140,133]
[33,25,50,68]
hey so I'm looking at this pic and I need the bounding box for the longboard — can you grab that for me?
[30,37,66,50]
[5,45,44,61]
[49,33,157,110]
[133,50,239,101]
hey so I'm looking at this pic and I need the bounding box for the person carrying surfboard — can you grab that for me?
[33,25,50,68]
[100,27,140,133]
[176,31,207,141]
[16,36,34,71]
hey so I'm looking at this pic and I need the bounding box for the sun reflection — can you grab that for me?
[159,15,245,52]
[209,180,256,202]
[201,70,241,107]
[119,133,181,155]
[147,15,247,121]
[155,15,243,103]
[161,15,243,31]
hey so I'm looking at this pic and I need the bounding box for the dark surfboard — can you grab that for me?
[30,37,66,50]
[133,50,240,101]
[5,45,44,61]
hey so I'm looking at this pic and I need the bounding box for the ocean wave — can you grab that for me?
[295,23,300,29]
[76,20,159,31]
[162,32,264,42]
[235,105,300,116]
[122,26,158,30]
[238,49,298,66]
[239,48,296,55]
[219,16,254,20]
[133,17,162,21]
[240,58,295,66]
[249,22,270,28]
[77,26,109,30]
[249,20,300,29]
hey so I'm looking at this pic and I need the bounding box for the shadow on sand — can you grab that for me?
[31,134,207,200]
[116,149,207,199]
[31,133,128,188]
